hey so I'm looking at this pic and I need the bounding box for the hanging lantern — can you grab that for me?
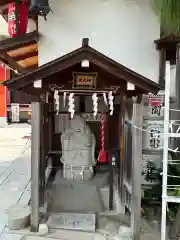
[8,2,28,37]
[29,0,52,20]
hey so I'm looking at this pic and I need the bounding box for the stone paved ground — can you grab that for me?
[0,124,31,240]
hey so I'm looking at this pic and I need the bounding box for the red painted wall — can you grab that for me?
[0,65,10,118]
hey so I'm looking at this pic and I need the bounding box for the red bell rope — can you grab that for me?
[101,112,105,151]
[98,112,106,163]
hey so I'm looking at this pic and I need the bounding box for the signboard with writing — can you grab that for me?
[143,120,164,151]
[147,92,165,118]
[11,103,20,122]
[142,154,162,185]
[72,72,97,89]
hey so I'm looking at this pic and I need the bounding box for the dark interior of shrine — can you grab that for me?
[45,94,122,214]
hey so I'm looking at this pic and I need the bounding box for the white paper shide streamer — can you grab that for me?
[103,92,108,106]
[54,90,59,114]
[108,91,114,115]
[68,93,75,119]
[92,93,98,116]
[63,92,67,107]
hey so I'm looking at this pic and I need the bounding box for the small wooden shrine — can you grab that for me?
[3,38,163,239]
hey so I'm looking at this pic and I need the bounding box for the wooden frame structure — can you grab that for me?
[155,34,180,149]
[4,39,163,240]
[0,31,38,73]
[0,0,16,6]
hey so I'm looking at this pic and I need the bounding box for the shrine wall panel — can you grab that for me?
[141,93,164,190]
[38,0,160,82]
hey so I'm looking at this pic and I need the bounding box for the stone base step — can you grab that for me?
[21,237,63,240]
[47,212,96,232]
[48,172,109,213]
[21,232,107,240]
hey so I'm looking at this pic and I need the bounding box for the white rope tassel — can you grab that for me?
[68,93,75,119]
[80,166,85,181]
[54,90,59,115]
[71,165,73,179]
[46,92,49,103]
[63,163,66,179]
[108,91,114,115]
[92,93,98,116]
[103,92,108,106]
[63,92,67,107]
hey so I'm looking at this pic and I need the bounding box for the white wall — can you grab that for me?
[0,17,36,39]
[38,0,160,82]
[27,19,37,33]
[0,15,9,39]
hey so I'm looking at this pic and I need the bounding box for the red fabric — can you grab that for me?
[151,100,161,107]
[8,2,28,37]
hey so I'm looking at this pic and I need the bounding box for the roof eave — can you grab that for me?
[3,45,163,94]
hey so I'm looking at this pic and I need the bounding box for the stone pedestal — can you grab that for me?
[63,164,94,181]
[0,117,7,127]
[47,172,109,213]
[7,205,30,230]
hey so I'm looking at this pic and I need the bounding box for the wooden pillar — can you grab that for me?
[173,43,180,148]
[159,48,166,85]
[175,43,180,109]
[48,99,54,152]
[131,96,143,240]
[31,102,41,232]
[39,103,45,206]
[119,93,125,203]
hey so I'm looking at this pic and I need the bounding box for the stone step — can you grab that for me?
[48,212,96,232]
[49,172,109,213]
[49,183,105,213]
[20,232,106,240]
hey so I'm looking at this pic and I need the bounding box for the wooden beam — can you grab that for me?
[18,56,38,68]
[2,52,26,73]
[0,31,38,51]
[7,43,38,58]
[154,35,180,50]
[131,96,143,240]
[0,0,13,6]
[31,102,41,232]
[12,51,38,62]
[0,4,8,14]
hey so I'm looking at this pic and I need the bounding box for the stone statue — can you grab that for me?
[60,115,96,181]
